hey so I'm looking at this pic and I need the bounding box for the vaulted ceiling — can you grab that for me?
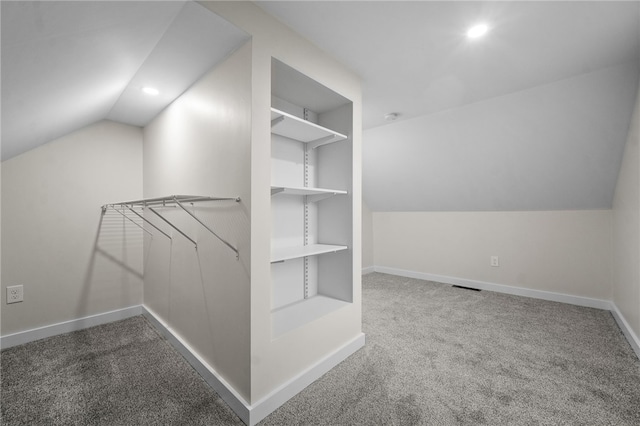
[1,1,249,160]
[260,1,640,211]
[3,1,640,212]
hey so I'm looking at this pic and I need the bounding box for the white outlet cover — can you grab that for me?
[6,285,24,304]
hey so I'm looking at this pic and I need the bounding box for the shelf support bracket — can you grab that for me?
[271,115,285,127]
[306,192,337,203]
[309,134,338,150]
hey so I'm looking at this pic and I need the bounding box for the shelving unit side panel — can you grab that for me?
[318,251,353,303]
[317,195,352,247]
[317,108,353,247]
[318,103,352,139]
[271,259,305,309]
[317,104,353,192]
[317,103,354,305]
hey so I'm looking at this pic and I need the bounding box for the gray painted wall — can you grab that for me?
[1,120,144,335]
[363,62,639,212]
[362,202,374,270]
[143,41,252,402]
[613,80,640,341]
[372,210,612,300]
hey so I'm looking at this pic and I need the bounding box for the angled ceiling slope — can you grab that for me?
[363,63,639,211]
[260,1,640,129]
[260,1,640,211]
[1,0,249,161]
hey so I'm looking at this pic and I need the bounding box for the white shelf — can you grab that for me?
[272,295,350,336]
[271,185,347,202]
[271,108,347,148]
[271,244,348,263]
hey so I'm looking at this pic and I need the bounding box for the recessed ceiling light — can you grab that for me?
[466,24,489,39]
[142,87,159,96]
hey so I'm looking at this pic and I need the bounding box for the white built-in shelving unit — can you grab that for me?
[270,59,354,336]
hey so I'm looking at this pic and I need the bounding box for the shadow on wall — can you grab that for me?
[77,207,145,320]
[77,197,251,352]
[140,199,251,363]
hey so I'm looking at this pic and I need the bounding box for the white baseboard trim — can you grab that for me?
[248,333,365,425]
[0,305,143,350]
[373,266,611,310]
[362,266,375,275]
[141,306,251,424]
[143,305,366,426]
[609,302,640,360]
[371,266,640,360]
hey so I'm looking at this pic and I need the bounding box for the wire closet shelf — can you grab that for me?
[102,195,241,259]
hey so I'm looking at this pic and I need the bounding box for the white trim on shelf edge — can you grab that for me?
[271,244,348,263]
[271,186,347,203]
[271,186,347,197]
[270,107,347,145]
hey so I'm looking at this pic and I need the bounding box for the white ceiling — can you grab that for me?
[259,1,640,211]
[259,1,640,129]
[3,1,640,212]
[1,1,249,161]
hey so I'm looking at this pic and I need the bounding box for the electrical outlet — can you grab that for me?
[6,285,24,304]
[490,256,500,267]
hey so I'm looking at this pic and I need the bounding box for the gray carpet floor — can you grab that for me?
[2,272,640,425]
[0,314,241,425]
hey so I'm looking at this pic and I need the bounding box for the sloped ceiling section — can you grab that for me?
[260,1,640,130]
[260,1,640,212]
[363,63,640,211]
[1,1,249,161]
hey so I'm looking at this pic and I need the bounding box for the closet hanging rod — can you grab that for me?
[103,194,240,209]
[102,194,241,259]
